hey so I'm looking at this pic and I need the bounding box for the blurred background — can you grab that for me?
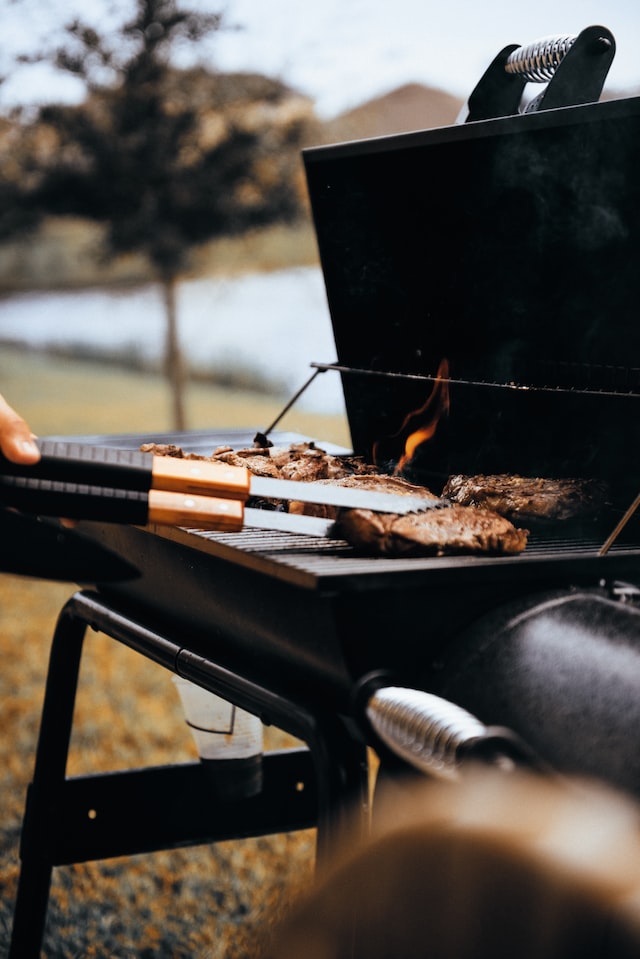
[1,0,638,439]
[0,2,639,956]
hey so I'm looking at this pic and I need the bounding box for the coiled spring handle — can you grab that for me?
[505,34,578,83]
[462,24,615,122]
[366,686,533,780]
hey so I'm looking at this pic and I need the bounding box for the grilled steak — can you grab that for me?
[442,474,608,523]
[335,504,528,556]
[142,442,528,555]
[288,474,527,555]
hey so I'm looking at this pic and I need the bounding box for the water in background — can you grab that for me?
[0,266,346,415]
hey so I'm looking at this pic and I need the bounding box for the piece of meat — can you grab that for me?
[141,442,528,556]
[288,474,440,519]
[141,440,375,483]
[442,474,608,523]
[336,504,528,557]
[207,448,282,478]
[140,442,198,458]
[268,443,375,481]
[278,448,346,481]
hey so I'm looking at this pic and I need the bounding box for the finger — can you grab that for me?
[0,394,40,463]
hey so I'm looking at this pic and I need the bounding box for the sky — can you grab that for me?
[213,0,640,116]
[0,0,639,118]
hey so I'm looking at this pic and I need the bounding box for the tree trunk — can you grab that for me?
[162,274,186,431]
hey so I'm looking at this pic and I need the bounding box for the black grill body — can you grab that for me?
[304,96,640,499]
[66,97,640,796]
[431,585,640,796]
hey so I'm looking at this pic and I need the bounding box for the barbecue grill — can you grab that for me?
[9,26,640,956]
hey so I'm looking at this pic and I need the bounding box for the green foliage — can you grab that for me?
[23,0,313,279]
[0,180,40,244]
[2,0,318,428]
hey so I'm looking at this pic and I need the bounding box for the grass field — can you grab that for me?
[0,345,350,446]
[0,345,349,958]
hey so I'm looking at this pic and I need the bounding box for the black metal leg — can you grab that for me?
[9,602,87,959]
[9,590,371,956]
[304,713,370,861]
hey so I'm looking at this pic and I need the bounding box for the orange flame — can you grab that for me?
[393,358,450,474]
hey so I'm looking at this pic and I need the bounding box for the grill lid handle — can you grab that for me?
[460,24,616,122]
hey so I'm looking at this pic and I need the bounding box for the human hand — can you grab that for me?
[0,394,39,464]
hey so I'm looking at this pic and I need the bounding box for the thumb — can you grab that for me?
[0,395,39,464]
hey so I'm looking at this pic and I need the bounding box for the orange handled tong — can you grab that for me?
[0,439,438,533]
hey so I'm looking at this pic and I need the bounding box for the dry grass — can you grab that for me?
[0,577,316,958]
[0,346,346,957]
[0,345,350,446]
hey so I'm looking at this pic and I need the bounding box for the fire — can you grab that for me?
[392,358,450,475]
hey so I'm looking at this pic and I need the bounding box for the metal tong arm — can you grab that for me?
[0,439,446,527]
[462,24,616,122]
[0,440,247,529]
[0,439,251,496]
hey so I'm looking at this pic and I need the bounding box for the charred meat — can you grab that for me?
[335,504,528,557]
[141,442,528,555]
[442,474,609,524]
[287,474,527,555]
[140,441,374,482]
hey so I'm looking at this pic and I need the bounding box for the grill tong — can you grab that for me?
[0,439,443,535]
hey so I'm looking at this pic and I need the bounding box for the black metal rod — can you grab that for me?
[257,367,326,440]
[66,590,183,671]
[47,751,317,865]
[310,362,640,400]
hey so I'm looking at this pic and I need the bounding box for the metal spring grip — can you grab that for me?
[462,24,616,122]
[366,686,526,779]
[506,34,577,82]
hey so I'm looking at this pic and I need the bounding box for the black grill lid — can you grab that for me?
[303,96,640,495]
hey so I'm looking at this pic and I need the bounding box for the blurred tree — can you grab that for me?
[0,112,45,250]
[18,0,314,428]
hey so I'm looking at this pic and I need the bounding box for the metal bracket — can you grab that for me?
[461,25,616,122]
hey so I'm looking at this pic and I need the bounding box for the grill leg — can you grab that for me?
[9,602,87,959]
[307,714,370,861]
[8,589,371,955]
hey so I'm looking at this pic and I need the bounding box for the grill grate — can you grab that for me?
[61,432,640,589]
[149,523,640,592]
[187,525,640,558]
